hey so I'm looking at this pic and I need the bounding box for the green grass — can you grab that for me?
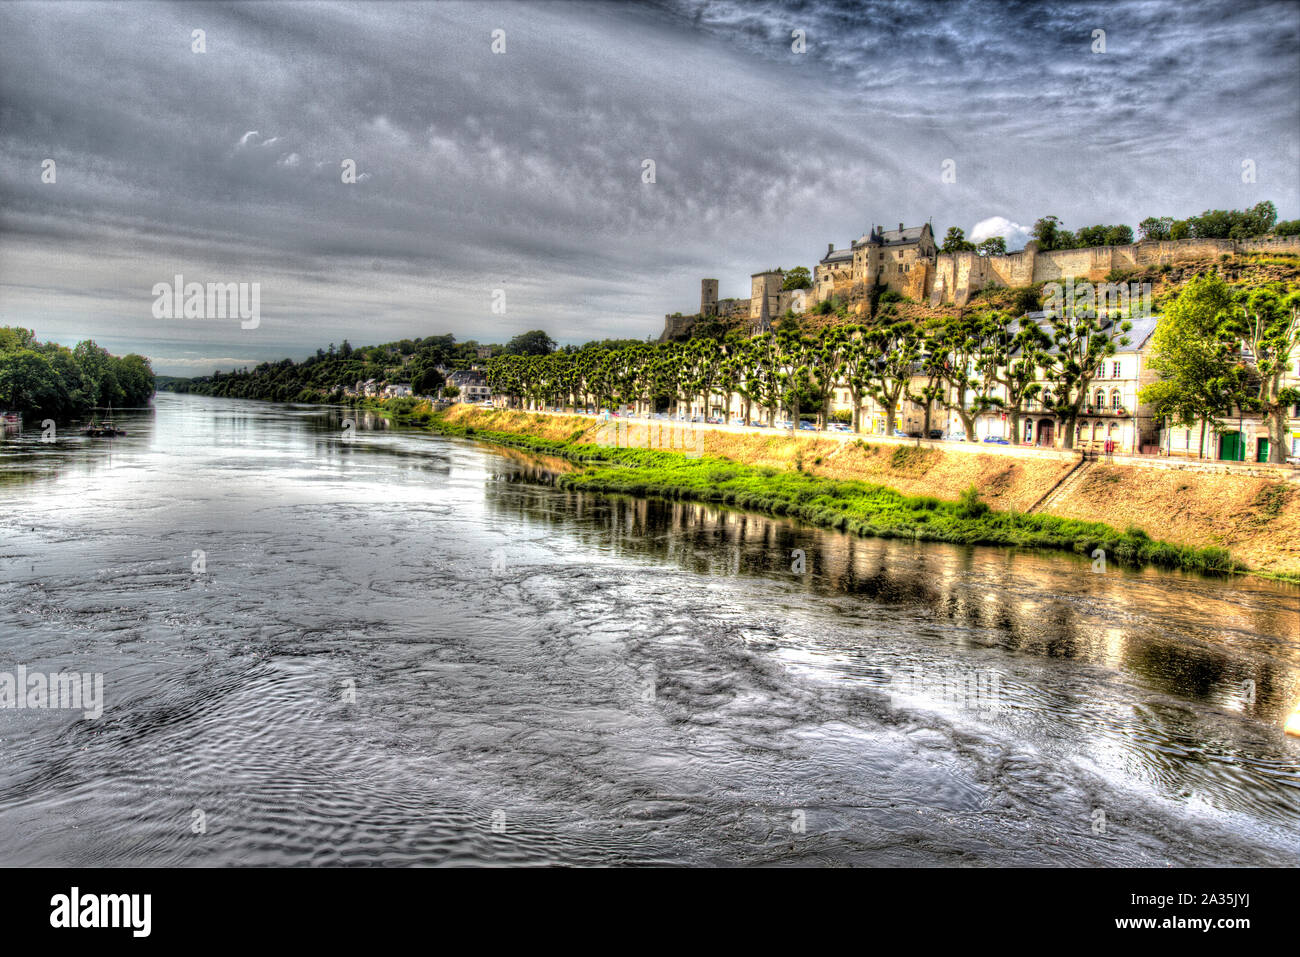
[426,412,1253,578]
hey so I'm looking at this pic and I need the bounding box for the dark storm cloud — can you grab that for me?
[0,0,1295,374]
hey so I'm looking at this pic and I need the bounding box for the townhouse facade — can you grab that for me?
[446,369,492,403]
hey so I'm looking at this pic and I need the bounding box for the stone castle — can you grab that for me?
[660,222,1300,340]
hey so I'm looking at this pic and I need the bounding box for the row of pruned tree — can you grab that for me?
[487,307,1144,449]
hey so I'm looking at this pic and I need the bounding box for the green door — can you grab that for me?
[1219,432,1244,461]
[1256,438,1270,463]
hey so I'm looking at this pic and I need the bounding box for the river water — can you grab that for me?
[0,393,1297,866]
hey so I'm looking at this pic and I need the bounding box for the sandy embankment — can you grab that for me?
[442,405,1300,577]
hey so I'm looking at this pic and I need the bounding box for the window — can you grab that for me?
[1111,361,1121,378]
[1110,390,1121,410]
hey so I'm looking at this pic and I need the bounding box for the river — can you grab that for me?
[0,393,1297,866]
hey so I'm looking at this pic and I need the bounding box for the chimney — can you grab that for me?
[899,222,904,233]
[827,242,834,257]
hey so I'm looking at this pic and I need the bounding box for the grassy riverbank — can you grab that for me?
[414,406,1255,578]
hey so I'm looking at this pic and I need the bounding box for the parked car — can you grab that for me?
[983,436,1011,445]
[892,429,907,438]
[927,429,943,440]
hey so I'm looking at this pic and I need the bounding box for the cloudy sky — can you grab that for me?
[1,0,1297,376]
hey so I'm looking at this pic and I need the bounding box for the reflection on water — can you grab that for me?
[484,480,1300,827]
[0,393,1296,866]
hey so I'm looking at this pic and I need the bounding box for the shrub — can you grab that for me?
[1011,286,1041,314]
[955,485,989,519]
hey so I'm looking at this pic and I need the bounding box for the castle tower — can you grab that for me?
[700,278,719,317]
[750,270,783,320]
[864,237,882,289]
[752,280,772,335]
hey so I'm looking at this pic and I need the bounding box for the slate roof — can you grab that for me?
[1010,312,1160,357]
[871,225,927,246]
[820,247,853,265]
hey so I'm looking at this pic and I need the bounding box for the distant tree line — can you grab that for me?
[164,329,594,403]
[938,200,1294,258]
[0,327,154,417]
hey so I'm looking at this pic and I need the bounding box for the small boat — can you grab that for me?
[80,407,127,437]
[80,422,127,437]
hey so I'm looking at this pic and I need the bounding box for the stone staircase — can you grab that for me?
[1027,455,1095,514]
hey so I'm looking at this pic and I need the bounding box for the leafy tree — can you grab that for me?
[1039,308,1132,448]
[1031,216,1061,250]
[1275,219,1300,237]
[504,330,556,356]
[928,314,1001,441]
[1031,216,1079,251]
[941,227,976,253]
[1188,201,1277,240]
[411,364,445,396]
[1137,274,1239,458]
[979,311,1050,442]
[863,318,924,436]
[824,326,873,432]
[1074,224,1134,247]
[1138,217,1173,241]
[0,326,37,352]
[0,349,63,414]
[1224,282,1300,464]
[975,236,1006,257]
[781,267,812,291]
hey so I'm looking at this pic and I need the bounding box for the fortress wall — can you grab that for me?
[1241,235,1300,254]
[985,247,1035,286]
[1134,238,1232,265]
[1032,246,1117,282]
[931,255,957,305]
[952,250,981,297]
[659,315,697,342]
[1108,244,1140,270]
[902,261,931,301]
[777,289,811,314]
